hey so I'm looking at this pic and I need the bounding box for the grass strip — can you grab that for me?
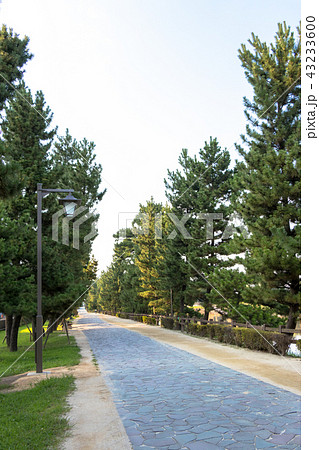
[0,325,81,377]
[0,376,75,449]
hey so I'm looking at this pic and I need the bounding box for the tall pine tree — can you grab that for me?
[0,25,32,199]
[0,84,55,350]
[233,22,301,328]
[133,199,168,314]
[165,138,233,318]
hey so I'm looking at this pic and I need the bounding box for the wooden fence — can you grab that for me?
[102,311,301,336]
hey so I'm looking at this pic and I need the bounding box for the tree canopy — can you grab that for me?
[88,22,301,330]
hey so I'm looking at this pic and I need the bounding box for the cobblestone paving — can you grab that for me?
[80,315,301,449]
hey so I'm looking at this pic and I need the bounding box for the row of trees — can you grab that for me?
[88,22,301,329]
[0,25,105,350]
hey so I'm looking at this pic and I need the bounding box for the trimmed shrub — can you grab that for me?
[207,324,217,340]
[116,312,130,319]
[232,328,292,355]
[266,332,292,355]
[221,326,236,345]
[142,316,157,325]
[161,317,174,329]
[185,323,210,338]
[296,339,301,351]
[132,315,144,322]
[186,322,292,355]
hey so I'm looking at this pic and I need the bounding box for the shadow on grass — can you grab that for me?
[0,325,81,378]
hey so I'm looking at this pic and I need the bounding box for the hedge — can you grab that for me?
[142,316,157,325]
[131,315,143,322]
[116,312,130,319]
[160,317,181,330]
[110,312,293,355]
[186,323,292,355]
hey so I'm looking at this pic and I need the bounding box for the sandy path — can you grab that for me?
[98,313,301,395]
[61,325,132,450]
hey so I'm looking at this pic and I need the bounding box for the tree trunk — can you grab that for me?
[180,284,186,314]
[51,316,59,332]
[180,298,184,315]
[46,317,54,335]
[170,288,173,316]
[5,314,13,348]
[9,315,21,352]
[286,304,299,329]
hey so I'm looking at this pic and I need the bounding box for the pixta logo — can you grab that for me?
[52,206,98,249]
[118,211,248,240]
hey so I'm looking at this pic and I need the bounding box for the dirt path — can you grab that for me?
[99,313,301,395]
[61,326,132,450]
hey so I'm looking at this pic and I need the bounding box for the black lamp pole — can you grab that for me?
[36,183,80,373]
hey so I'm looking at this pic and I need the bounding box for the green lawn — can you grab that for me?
[0,324,81,448]
[0,325,81,378]
[0,376,75,449]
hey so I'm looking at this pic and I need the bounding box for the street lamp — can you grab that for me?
[59,192,81,217]
[36,183,81,373]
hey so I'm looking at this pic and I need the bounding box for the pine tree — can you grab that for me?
[0,25,32,109]
[86,280,99,311]
[155,205,190,315]
[133,199,168,314]
[0,87,105,349]
[41,131,105,326]
[113,229,141,313]
[0,204,34,349]
[233,22,301,328]
[0,84,55,350]
[165,138,233,318]
[0,25,32,199]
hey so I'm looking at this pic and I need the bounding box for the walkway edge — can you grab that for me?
[61,323,132,450]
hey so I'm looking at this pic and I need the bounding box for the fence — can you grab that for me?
[101,311,301,336]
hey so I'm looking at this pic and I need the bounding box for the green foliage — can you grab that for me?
[0,376,75,449]
[164,138,233,318]
[185,322,292,355]
[116,312,130,319]
[233,23,301,328]
[84,22,301,332]
[160,317,174,329]
[0,84,55,326]
[229,303,286,327]
[0,25,32,110]
[134,199,170,314]
[0,85,104,350]
[132,315,144,323]
[142,316,157,325]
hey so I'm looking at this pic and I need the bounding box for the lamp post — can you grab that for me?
[36,183,81,373]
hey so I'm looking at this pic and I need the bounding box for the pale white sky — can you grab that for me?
[1,0,300,271]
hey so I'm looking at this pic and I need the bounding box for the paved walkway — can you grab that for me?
[99,314,300,395]
[78,312,301,449]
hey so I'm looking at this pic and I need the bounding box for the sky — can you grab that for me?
[1,0,301,271]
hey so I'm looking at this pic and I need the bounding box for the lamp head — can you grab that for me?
[58,193,81,217]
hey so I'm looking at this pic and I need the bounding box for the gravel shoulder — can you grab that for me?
[98,313,301,395]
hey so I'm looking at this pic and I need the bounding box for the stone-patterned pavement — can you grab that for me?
[79,314,301,449]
